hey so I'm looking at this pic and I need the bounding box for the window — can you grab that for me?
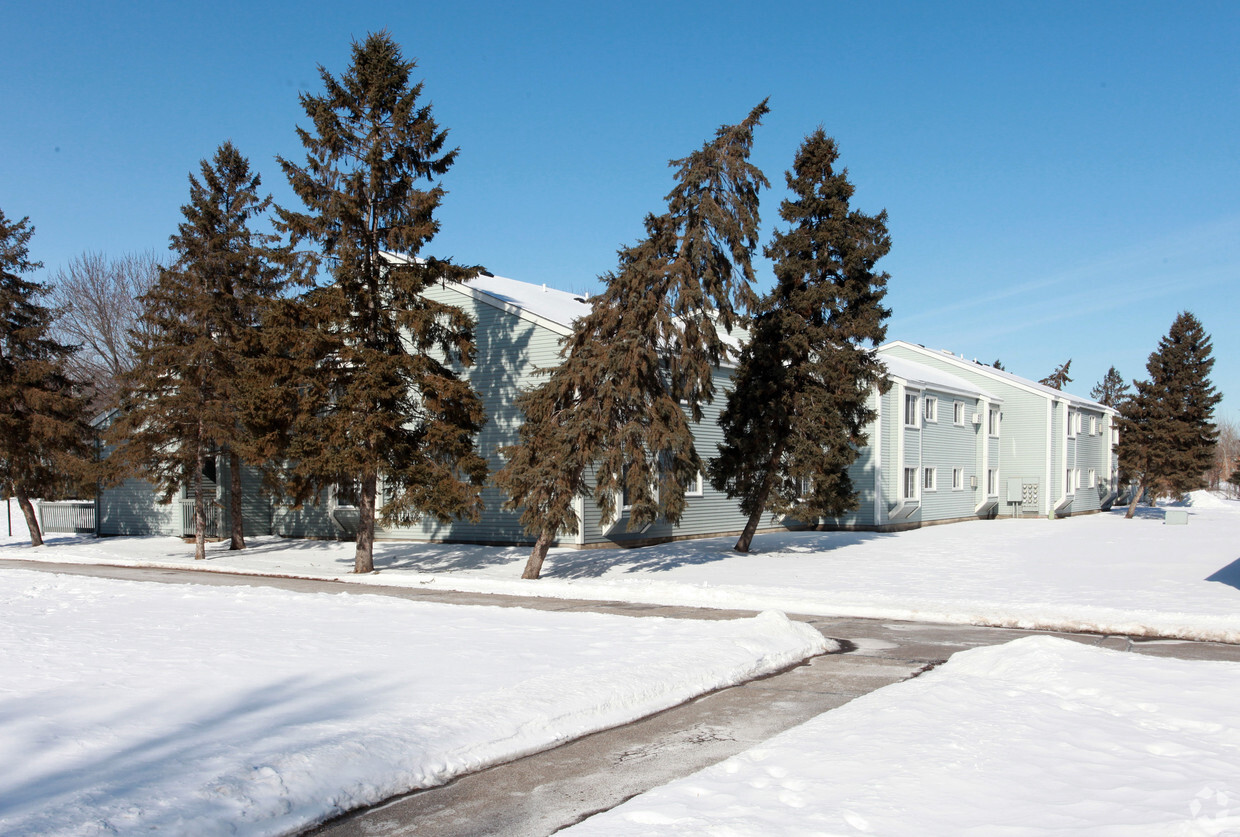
[333,481,361,508]
[988,408,1000,437]
[797,475,813,499]
[1065,469,1074,495]
[904,393,919,427]
[1088,469,1096,488]
[1089,416,1097,436]
[686,471,704,497]
[1067,409,1075,438]
[1076,468,1083,491]
[1078,413,1085,435]
[903,468,917,499]
[987,468,998,496]
[923,396,937,423]
[953,402,964,425]
[923,467,936,491]
[952,468,963,490]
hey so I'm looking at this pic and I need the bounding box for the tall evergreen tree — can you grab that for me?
[1040,359,1073,390]
[277,32,488,574]
[1118,312,1221,518]
[0,209,91,546]
[495,103,770,579]
[1090,365,1130,408]
[108,142,288,558]
[710,130,891,553]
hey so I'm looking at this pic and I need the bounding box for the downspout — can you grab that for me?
[872,386,883,526]
[975,397,994,516]
[1044,399,1054,519]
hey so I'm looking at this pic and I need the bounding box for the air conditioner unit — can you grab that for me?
[971,413,982,425]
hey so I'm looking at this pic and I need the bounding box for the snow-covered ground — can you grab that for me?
[7,493,1240,642]
[560,635,1240,836]
[0,568,827,836]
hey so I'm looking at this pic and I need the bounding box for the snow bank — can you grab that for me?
[564,636,1240,835]
[1184,489,1231,509]
[0,570,827,836]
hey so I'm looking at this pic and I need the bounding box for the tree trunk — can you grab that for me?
[734,443,785,553]
[16,493,42,547]
[522,530,554,579]
[734,504,766,553]
[1124,480,1143,519]
[354,471,378,573]
[193,444,206,561]
[228,450,246,551]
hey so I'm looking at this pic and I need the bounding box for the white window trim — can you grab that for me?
[685,471,704,497]
[1088,468,1097,488]
[987,468,999,497]
[952,468,963,491]
[953,402,964,426]
[988,408,1000,438]
[923,396,937,423]
[904,392,920,428]
[923,467,936,491]
[1067,408,1076,439]
[1065,469,1075,495]
[331,482,360,509]
[903,467,918,500]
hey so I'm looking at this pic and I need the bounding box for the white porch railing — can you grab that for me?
[39,501,96,534]
[179,500,223,538]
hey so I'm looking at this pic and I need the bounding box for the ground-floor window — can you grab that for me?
[903,468,917,499]
[686,471,704,497]
[952,468,963,490]
[923,467,936,491]
[987,468,998,496]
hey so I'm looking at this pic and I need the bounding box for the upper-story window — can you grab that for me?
[904,392,919,427]
[923,396,937,423]
[1067,408,1075,438]
[953,402,964,425]
[988,407,1000,437]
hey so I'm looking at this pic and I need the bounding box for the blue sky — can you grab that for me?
[4,1,1238,419]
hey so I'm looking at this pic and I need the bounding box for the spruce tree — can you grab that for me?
[495,103,769,579]
[1040,359,1073,390]
[0,209,91,546]
[1119,312,1221,517]
[108,142,288,558]
[1090,366,1130,408]
[710,129,891,552]
[277,32,488,574]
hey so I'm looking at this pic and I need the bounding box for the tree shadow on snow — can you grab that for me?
[1206,557,1240,592]
[540,529,895,579]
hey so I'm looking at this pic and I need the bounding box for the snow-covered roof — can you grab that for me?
[382,252,592,335]
[881,354,999,402]
[881,341,1114,413]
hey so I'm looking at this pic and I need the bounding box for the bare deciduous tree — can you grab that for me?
[47,251,162,407]
[1209,416,1239,495]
